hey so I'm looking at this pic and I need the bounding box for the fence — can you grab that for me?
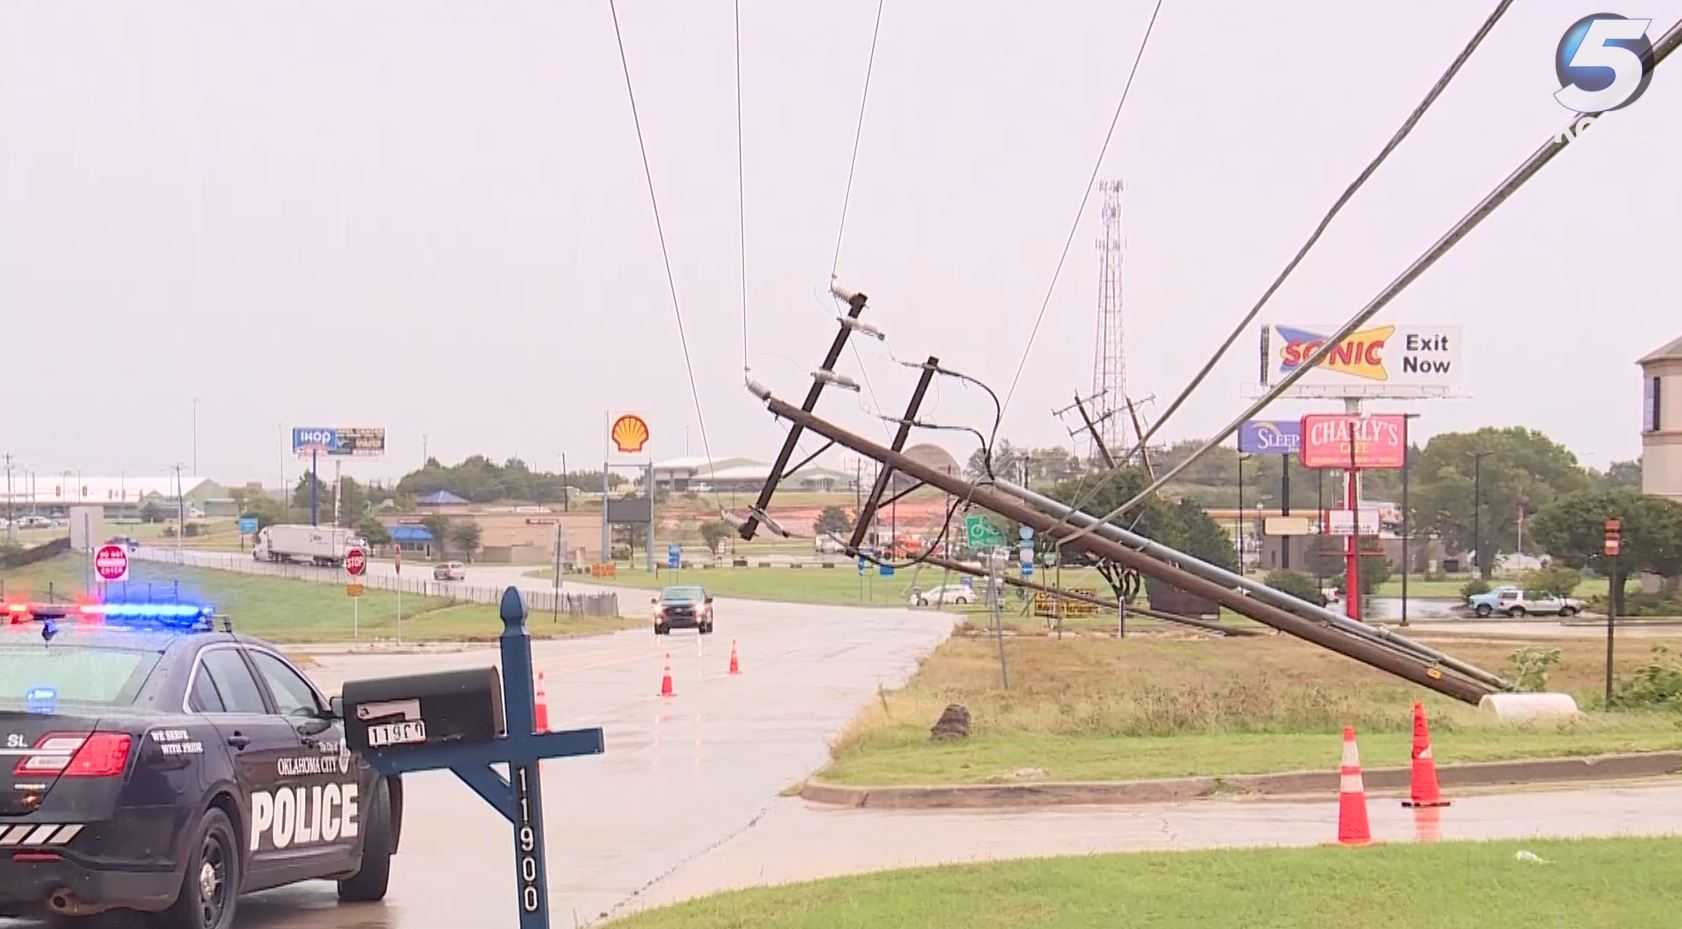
[128,549,619,618]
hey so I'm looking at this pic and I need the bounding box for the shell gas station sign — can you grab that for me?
[609,413,651,455]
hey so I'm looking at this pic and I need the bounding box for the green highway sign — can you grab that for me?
[965,514,1005,548]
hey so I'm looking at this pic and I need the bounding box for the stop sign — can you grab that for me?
[94,544,130,583]
[344,547,367,577]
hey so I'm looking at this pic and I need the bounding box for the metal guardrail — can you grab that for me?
[127,549,619,618]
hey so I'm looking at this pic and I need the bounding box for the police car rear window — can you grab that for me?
[0,646,157,706]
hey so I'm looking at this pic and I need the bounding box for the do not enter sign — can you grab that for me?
[344,547,367,578]
[94,544,130,583]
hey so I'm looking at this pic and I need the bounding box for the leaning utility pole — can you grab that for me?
[748,386,1495,705]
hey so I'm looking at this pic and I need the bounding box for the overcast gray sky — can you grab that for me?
[4,1,1679,487]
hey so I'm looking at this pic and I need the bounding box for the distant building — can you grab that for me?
[0,475,228,519]
[650,456,855,494]
[1640,334,1682,503]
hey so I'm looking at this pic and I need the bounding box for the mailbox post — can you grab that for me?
[343,586,604,929]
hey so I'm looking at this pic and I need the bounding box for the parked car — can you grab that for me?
[908,583,975,607]
[432,561,466,581]
[1465,585,1584,618]
[13,515,51,530]
[105,535,140,552]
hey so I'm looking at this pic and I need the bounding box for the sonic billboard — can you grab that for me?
[1260,323,1460,398]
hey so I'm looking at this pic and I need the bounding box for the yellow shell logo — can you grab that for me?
[611,415,651,454]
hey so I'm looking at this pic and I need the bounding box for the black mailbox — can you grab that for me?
[342,667,505,754]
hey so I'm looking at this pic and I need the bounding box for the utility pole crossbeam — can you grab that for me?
[758,393,1497,705]
[846,357,938,554]
[738,287,869,540]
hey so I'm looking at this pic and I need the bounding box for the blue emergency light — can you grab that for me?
[4,601,219,632]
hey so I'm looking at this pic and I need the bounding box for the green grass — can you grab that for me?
[0,555,635,643]
[613,838,1682,929]
[820,633,1682,786]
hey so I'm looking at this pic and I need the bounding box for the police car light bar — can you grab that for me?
[3,601,218,631]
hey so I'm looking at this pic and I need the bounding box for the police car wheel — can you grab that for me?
[337,780,393,903]
[153,809,238,929]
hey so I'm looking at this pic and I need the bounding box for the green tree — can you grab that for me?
[240,495,286,530]
[1597,459,1644,492]
[335,476,368,528]
[292,473,335,519]
[1523,565,1583,596]
[356,516,391,546]
[1531,489,1682,610]
[699,520,732,556]
[1041,468,1235,571]
[449,522,483,561]
[1409,428,1591,577]
[139,501,164,523]
[815,506,853,537]
[420,514,452,558]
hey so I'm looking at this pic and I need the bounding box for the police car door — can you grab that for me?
[189,646,305,883]
[244,649,361,874]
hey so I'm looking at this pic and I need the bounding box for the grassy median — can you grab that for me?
[0,555,635,643]
[614,837,1682,929]
[819,632,1682,786]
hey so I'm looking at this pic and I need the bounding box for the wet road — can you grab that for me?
[3,578,951,928]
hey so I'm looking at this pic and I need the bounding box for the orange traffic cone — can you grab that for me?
[659,653,675,698]
[1337,726,1372,846]
[533,671,550,732]
[1402,702,1450,808]
[728,640,741,676]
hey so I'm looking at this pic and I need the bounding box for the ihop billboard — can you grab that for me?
[1237,420,1302,456]
[292,427,386,458]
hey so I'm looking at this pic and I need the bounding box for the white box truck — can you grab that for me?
[252,524,367,566]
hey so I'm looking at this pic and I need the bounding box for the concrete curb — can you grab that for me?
[800,751,1682,810]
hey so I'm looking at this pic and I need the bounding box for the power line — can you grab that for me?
[830,0,887,278]
[999,0,1166,419]
[1050,0,1517,540]
[735,0,749,376]
[819,0,892,435]
[1127,0,1517,458]
[607,0,718,487]
[1051,14,1682,554]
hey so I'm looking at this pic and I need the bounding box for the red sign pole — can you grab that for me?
[1345,415,1361,621]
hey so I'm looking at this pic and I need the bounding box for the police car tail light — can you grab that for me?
[13,732,132,778]
[63,733,132,777]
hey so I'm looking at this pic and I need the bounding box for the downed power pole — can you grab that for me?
[751,387,1495,704]
[893,549,1259,637]
[993,478,1510,690]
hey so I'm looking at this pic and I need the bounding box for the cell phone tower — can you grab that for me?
[1089,178,1126,459]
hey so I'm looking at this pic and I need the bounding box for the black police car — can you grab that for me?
[0,601,402,928]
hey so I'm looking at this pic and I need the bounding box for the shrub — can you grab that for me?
[1506,647,1562,692]
[1263,569,1324,606]
[1460,578,1492,599]
[1523,565,1583,597]
[1612,646,1682,710]
[182,523,204,538]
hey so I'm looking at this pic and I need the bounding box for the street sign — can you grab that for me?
[345,547,368,578]
[237,517,259,535]
[1238,420,1303,455]
[346,583,365,598]
[1604,518,1622,557]
[666,544,681,569]
[878,563,894,577]
[1326,509,1381,536]
[964,515,1004,549]
[93,544,129,583]
[1019,541,1033,565]
[1018,526,1034,542]
[1021,562,1034,577]
[857,556,869,576]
